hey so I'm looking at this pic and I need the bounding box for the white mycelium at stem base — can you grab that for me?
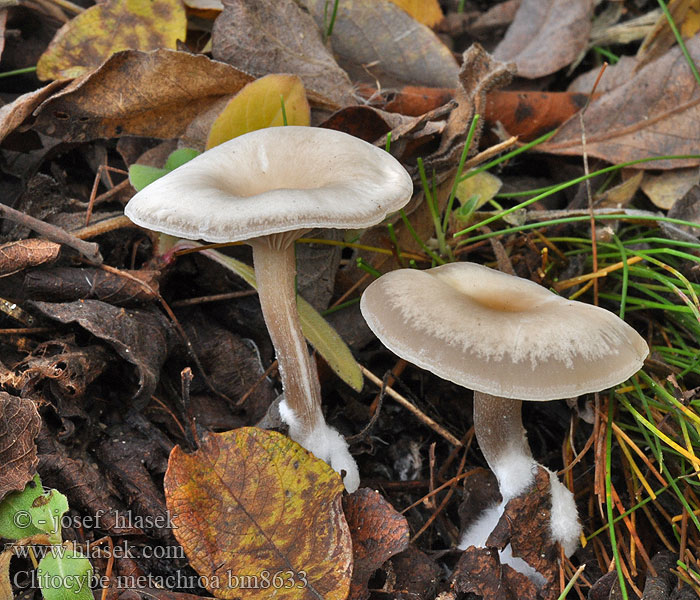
[360,262,649,572]
[123,126,414,492]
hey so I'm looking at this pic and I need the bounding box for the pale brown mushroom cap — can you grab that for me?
[360,262,648,401]
[124,126,413,243]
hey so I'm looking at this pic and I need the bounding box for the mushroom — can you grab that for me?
[125,126,413,491]
[360,262,648,564]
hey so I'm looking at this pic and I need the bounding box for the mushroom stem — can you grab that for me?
[472,390,536,501]
[250,237,323,437]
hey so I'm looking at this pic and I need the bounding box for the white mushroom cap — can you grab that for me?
[360,262,648,401]
[124,126,413,243]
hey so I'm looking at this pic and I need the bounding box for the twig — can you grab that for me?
[359,365,462,447]
[0,202,102,263]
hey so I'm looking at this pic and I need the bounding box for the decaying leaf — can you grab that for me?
[0,239,61,277]
[212,0,354,108]
[637,0,700,69]
[206,74,310,149]
[37,0,186,81]
[23,267,159,305]
[0,392,41,501]
[541,35,700,168]
[486,467,560,594]
[31,300,173,407]
[451,546,539,600]
[302,0,459,88]
[164,427,352,600]
[387,0,444,28]
[0,550,12,599]
[343,488,410,600]
[33,49,254,142]
[493,0,593,78]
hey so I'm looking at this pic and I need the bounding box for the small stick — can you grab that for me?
[73,215,135,240]
[360,364,462,447]
[0,203,102,264]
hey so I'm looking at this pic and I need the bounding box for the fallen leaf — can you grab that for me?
[206,74,310,149]
[0,239,60,277]
[343,488,410,600]
[641,168,700,209]
[129,148,201,191]
[486,467,560,594]
[302,0,459,88]
[32,300,173,407]
[540,35,700,169]
[595,171,643,208]
[485,90,588,141]
[388,0,444,28]
[164,427,352,600]
[389,546,442,599]
[451,546,539,600]
[662,185,700,241]
[0,81,65,144]
[36,0,186,80]
[493,0,593,78]
[37,547,93,600]
[211,0,354,108]
[0,392,41,501]
[23,267,160,305]
[33,49,254,142]
[0,550,11,599]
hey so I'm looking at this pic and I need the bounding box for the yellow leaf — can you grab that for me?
[165,428,352,600]
[387,0,444,28]
[206,74,311,149]
[37,0,186,81]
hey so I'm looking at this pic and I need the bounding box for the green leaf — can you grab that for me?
[37,547,93,600]
[0,475,68,543]
[128,148,201,192]
[191,245,363,392]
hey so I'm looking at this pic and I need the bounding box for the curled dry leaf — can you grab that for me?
[23,267,159,306]
[212,0,354,108]
[32,300,173,407]
[540,35,700,169]
[33,49,253,143]
[0,81,65,144]
[0,239,61,277]
[164,428,352,600]
[36,0,186,81]
[0,392,41,501]
[301,0,459,88]
[343,488,410,600]
[493,0,593,79]
[642,168,700,210]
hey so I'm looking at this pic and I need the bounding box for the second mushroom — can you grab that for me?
[360,262,648,568]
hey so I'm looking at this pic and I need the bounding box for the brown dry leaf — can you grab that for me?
[36,0,186,81]
[33,49,253,143]
[206,74,310,149]
[31,300,173,407]
[388,0,444,28]
[663,185,700,241]
[486,467,560,596]
[302,0,459,88]
[641,168,700,209]
[0,239,61,277]
[451,546,539,600]
[211,0,354,108]
[596,170,644,208]
[0,81,66,144]
[343,488,410,600]
[24,267,159,305]
[0,550,11,599]
[164,427,352,600]
[0,10,6,61]
[540,35,700,169]
[0,392,41,501]
[493,0,593,78]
